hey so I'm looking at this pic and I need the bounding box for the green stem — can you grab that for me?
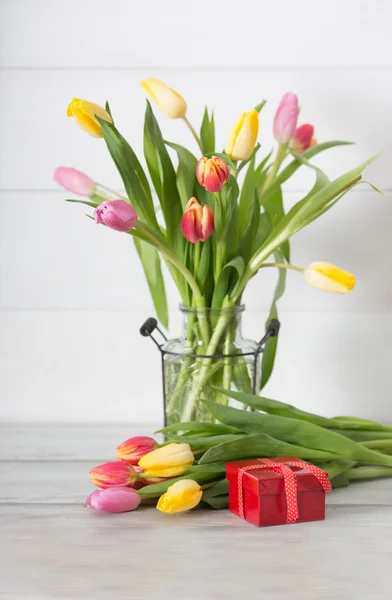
[347,466,392,481]
[95,184,129,201]
[135,221,203,304]
[182,116,203,154]
[258,262,304,273]
[181,303,234,422]
[213,192,225,280]
[262,143,288,194]
[194,242,201,279]
[221,322,234,407]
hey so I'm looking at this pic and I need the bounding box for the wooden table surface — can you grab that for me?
[1,425,392,600]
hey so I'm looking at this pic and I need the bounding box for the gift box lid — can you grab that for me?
[226,456,326,497]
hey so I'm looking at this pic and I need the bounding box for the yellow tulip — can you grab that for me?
[225,109,259,161]
[140,79,187,119]
[138,443,194,477]
[157,479,202,514]
[304,262,356,294]
[66,98,112,138]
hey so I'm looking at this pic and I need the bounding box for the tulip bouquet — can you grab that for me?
[56,79,374,423]
[86,392,392,516]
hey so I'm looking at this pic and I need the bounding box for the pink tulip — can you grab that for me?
[89,461,138,489]
[273,93,299,144]
[54,167,96,196]
[85,487,141,513]
[116,436,158,465]
[196,156,230,193]
[94,200,138,232]
[289,124,317,154]
[180,197,214,243]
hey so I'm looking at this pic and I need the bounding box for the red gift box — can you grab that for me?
[226,456,331,527]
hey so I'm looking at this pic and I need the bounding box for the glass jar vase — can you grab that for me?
[139,305,279,426]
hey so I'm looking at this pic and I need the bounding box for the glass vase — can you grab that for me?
[160,305,261,425]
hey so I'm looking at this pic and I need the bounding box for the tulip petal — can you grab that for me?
[141,79,187,119]
[67,98,112,138]
[225,111,259,161]
[138,442,195,470]
[88,487,141,513]
[304,262,356,294]
[157,479,202,514]
[273,93,299,144]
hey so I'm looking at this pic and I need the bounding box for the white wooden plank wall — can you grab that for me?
[0,0,391,423]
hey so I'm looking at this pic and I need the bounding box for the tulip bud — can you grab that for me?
[90,461,138,489]
[273,93,299,144]
[304,262,356,294]
[54,167,96,196]
[141,79,187,119]
[138,443,194,478]
[157,479,202,514]
[180,197,214,244]
[94,200,138,233]
[67,98,113,138]
[289,124,317,154]
[224,109,259,161]
[86,487,141,513]
[116,436,158,465]
[196,156,230,192]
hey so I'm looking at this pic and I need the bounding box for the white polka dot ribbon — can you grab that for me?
[237,458,332,523]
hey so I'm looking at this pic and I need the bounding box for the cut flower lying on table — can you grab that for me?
[86,391,392,514]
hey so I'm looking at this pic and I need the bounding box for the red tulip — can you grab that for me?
[289,124,317,154]
[180,197,214,243]
[196,156,230,192]
[116,436,158,465]
[89,461,138,489]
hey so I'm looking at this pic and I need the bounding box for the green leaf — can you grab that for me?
[250,211,272,258]
[212,257,245,308]
[166,433,244,449]
[200,107,215,154]
[199,433,339,464]
[156,422,241,435]
[197,239,211,286]
[318,459,356,481]
[238,155,256,238]
[65,198,98,209]
[165,141,198,209]
[255,150,273,184]
[254,100,267,113]
[133,238,168,329]
[97,117,157,228]
[143,101,185,258]
[203,397,392,466]
[237,143,261,175]
[202,479,229,498]
[332,430,392,442]
[202,495,229,509]
[138,472,217,498]
[187,462,228,474]
[263,140,353,201]
[249,157,375,271]
[105,100,113,121]
[262,186,290,262]
[259,248,286,391]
